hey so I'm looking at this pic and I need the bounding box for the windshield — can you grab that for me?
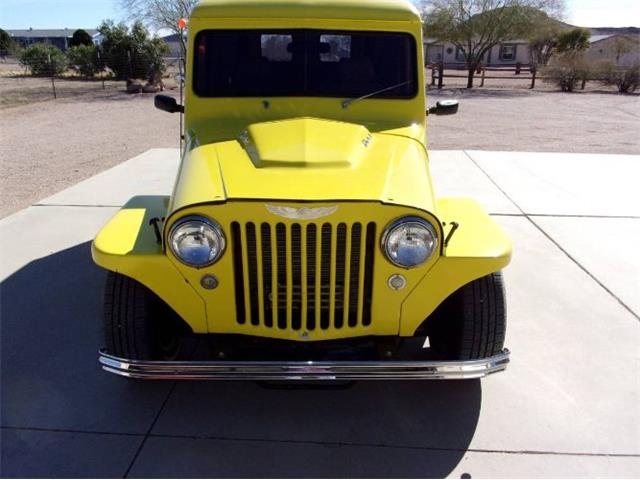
[193,29,417,99]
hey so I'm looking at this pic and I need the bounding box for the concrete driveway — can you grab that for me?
[1,149,639,478]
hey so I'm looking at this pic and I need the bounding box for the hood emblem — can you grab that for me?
[266,205,339,220]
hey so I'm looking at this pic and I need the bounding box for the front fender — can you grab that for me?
[91,196,208,333]
[400,197,512,336]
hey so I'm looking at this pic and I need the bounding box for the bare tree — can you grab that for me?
[607,36,639,65]
[120,0,197,57]
[423,0,565,88]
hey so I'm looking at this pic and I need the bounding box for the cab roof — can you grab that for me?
[191,0,422,23]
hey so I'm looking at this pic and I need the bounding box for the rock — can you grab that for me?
[126,78,144,94]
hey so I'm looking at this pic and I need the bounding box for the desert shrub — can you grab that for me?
[18,43,67,76]
[598,62,640,93]
[67,44,101,77]
[543,53,592,92]
[70,29,94,47]
[97,20,169,81]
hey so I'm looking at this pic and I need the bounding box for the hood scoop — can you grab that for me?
[239,118,372,169]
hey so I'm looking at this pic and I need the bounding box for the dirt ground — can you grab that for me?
[1,73,639,219]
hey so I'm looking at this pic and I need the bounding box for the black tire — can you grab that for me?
[428,272,506,360]
[103,271,181,360]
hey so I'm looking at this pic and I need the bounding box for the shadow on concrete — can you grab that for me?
[427,86,536,98]
[0,242,171,434]
[1,242,481,478]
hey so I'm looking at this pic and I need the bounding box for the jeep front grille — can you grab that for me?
[231,221,376,332]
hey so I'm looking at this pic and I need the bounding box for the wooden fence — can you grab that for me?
[428,63,540,89]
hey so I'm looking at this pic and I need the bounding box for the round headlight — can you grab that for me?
[169,216,225,267]
[383,217,438,268]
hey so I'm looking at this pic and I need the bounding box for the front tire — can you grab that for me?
[428,272,506,360]
[103,271,181,360]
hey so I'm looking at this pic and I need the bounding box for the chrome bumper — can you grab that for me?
[98,349,510,380]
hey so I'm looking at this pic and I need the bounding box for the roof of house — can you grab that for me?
[424,38,529,45]
[162,33,182,43]
[191,0,421,22]
[589,34,615,43]
[7,29,99,38]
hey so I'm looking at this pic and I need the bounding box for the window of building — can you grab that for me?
[455,47,466,62]
[499,44,517,61]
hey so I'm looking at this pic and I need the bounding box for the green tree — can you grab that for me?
[0,28,14,53]
[423,0,566,88]
[70,29,94,47]
[97,20,169,81]
[556,27,591,54]
[542,27,591,92]
[527,12,566,68]
[67,44,101,77]
[18,43,68,76]
[120,0,198,58]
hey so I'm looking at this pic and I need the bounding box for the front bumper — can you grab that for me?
[98,348,510,380]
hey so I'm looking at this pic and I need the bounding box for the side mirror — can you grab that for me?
[155,95,184,114]
[428,100,459,116]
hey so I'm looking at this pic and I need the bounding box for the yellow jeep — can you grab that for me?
[94,0,511,380]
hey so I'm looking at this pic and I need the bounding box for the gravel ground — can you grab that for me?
[1,75,639,219]
[427,86,640,152]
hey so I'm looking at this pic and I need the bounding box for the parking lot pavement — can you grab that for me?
[1,149,639,478]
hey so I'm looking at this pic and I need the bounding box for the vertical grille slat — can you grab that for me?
[260,223,273,328]
[233,218,376,334]
[255,224,266,326]
[231,222,246,324]
[291,224,302,331]
[362,222,376,326]
[305,224,317,331]
[245,223,260,326]
[320,223,332,330]
[276,223,287,329]
[334,223,347,329]
[270,223,280,329]
[348,223,362,328]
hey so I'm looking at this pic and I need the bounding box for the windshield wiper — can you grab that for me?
[341,80,412,109]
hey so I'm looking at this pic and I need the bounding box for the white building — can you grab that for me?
[424,39,531,67]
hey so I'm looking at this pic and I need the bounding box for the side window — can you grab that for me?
[499,44,516,61]
[320,34,351,62]
[455,47,466,62]
[261,34,293,62]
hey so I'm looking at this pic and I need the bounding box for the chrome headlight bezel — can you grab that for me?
[168,215,226,268]
[381,216,439,269]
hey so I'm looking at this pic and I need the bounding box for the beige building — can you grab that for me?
[424,39,532,67]
[585,34,640,67]
[425,33,640,69]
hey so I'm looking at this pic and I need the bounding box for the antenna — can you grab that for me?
[178,18,188,152]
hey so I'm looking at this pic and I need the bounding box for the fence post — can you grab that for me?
[480,67,486,87]
[515,62,522,75]
[437,62,444,89]
[581,77,587,90]
[530,66,537,89]
[48,53,57,99]
[431,64,436,86]
[97,50,105,89]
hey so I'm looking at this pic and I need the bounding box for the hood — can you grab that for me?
[170,118,436,215]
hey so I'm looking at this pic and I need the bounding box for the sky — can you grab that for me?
[0,0,639,30]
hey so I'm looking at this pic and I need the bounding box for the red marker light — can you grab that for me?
[178,18,188,30]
